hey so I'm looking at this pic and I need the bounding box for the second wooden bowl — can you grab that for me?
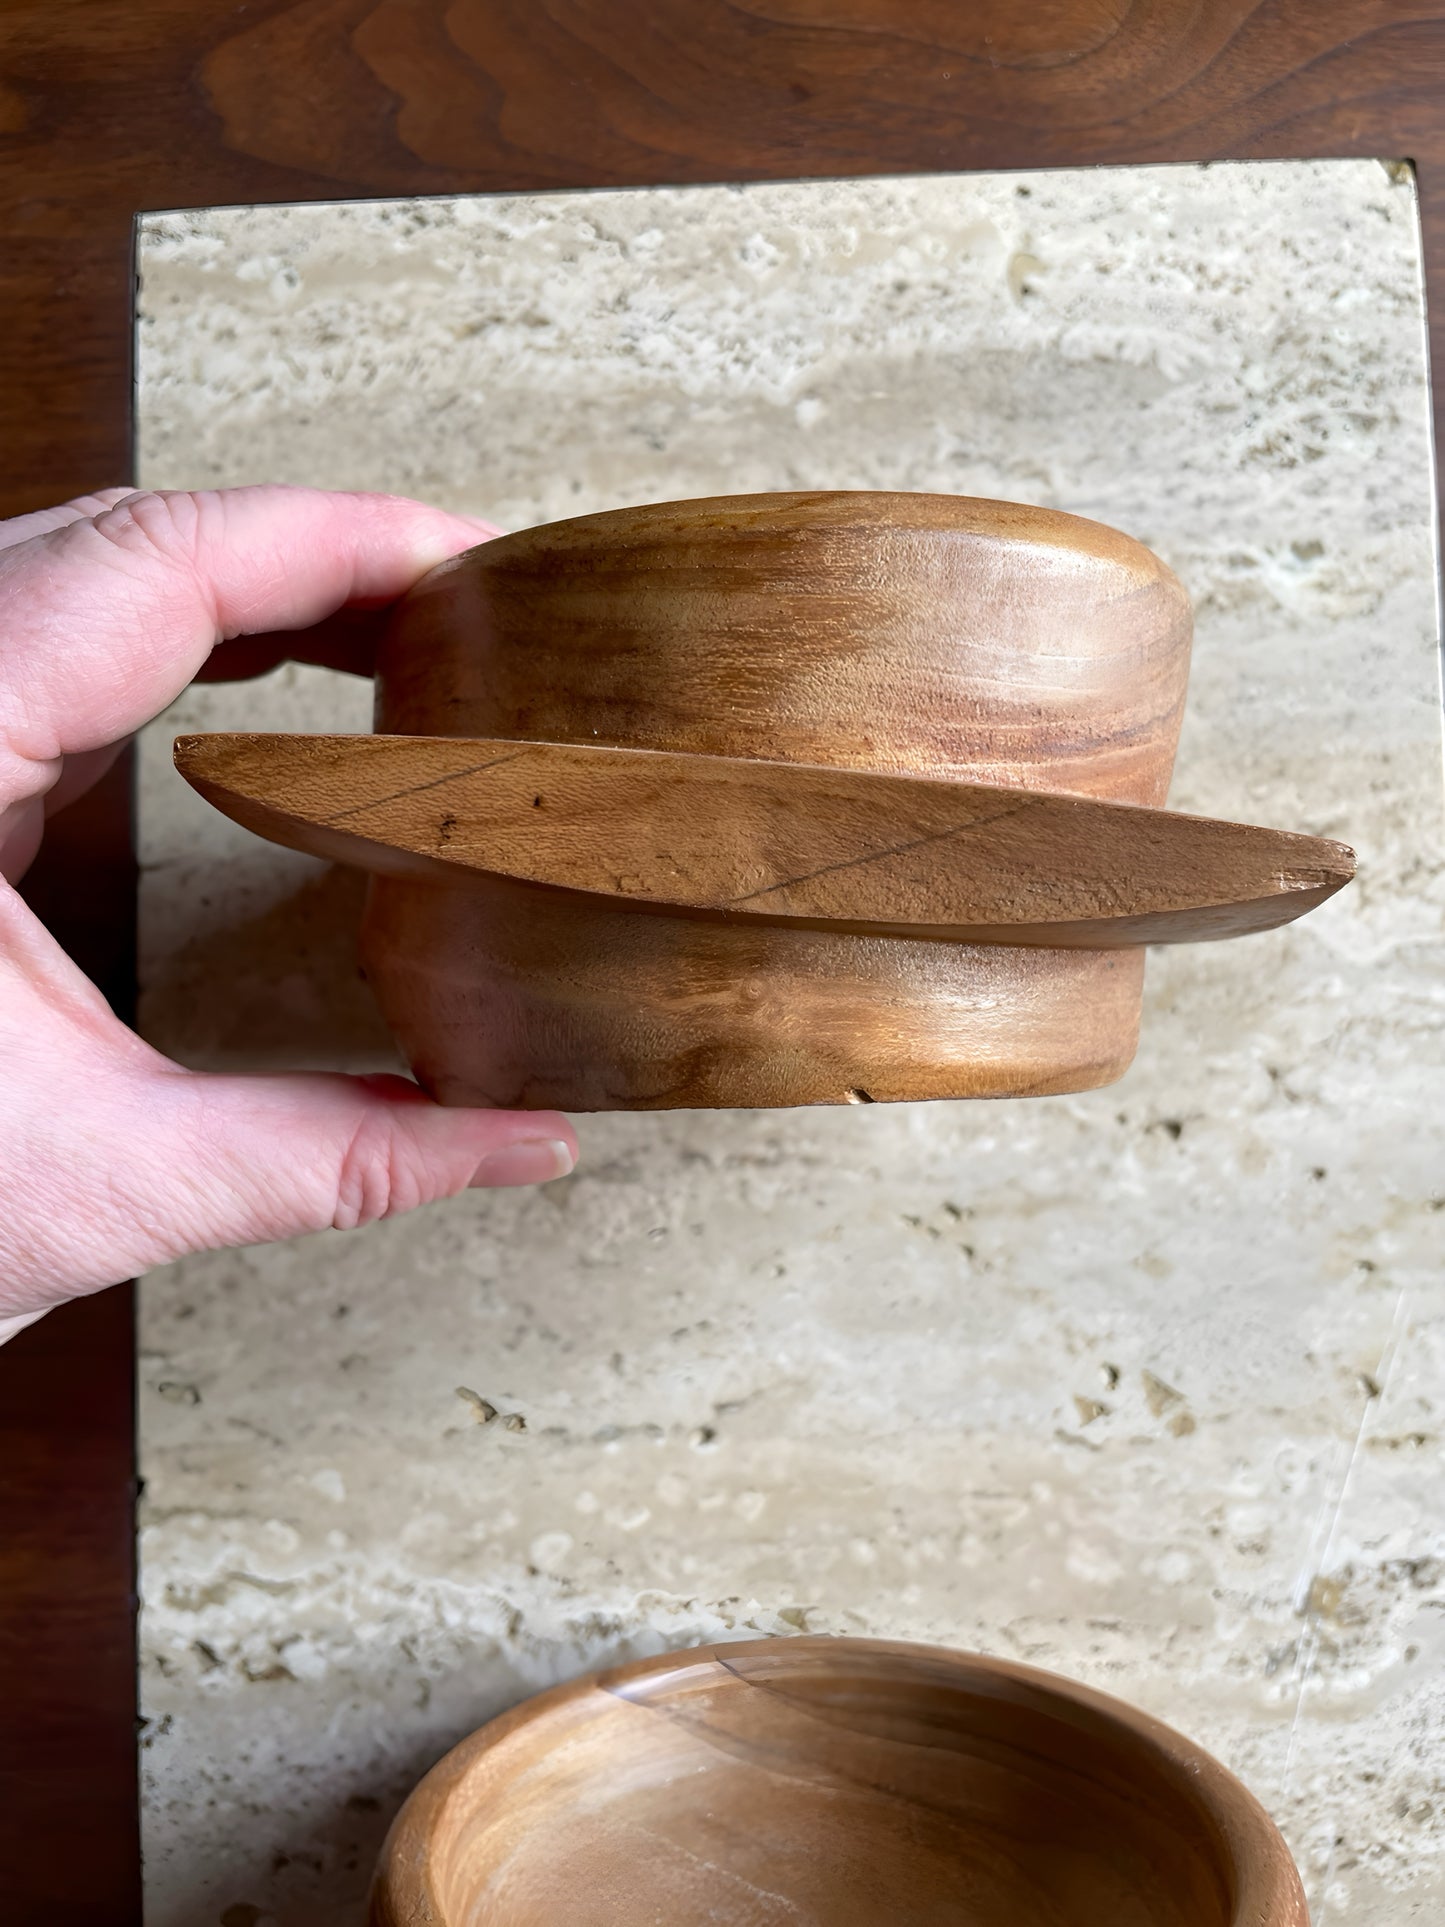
[368,1636,1307,1926]
[365,491,1193,1110]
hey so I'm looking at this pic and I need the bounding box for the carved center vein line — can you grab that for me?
[320,749,529,824]
[725,793,1041,907]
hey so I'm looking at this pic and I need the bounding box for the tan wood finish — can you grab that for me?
[370,490,1189,1108]
[174,731,1354,949]
[174,489,1355,1110]
[6,3,1443,1892]
[363,874,1151,1110]
[368,1635,1310,1927]
[377,492,1193,802]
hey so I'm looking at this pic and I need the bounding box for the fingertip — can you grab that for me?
[452,512,504,540]
[522,1109,580,1164]
[356,495,500,574]
[468,1137,576,1189]
[367,1086,579,1192]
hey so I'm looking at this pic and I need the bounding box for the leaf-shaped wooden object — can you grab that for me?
[174,733,1353,949]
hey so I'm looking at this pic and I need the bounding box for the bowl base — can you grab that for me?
[363,876,1144,1110]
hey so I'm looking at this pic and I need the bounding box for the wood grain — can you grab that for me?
[5,0,1444,1902]
[378,492,1193,804]
[361,490,1195,1109]
[369,1636,1309,1926]
[174,730,1354,948]
[7,3,1445,517]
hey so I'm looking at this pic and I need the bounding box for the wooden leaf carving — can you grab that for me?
[175,733,1354,949]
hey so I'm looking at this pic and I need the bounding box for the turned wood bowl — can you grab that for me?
[367,1636,1308,1926]
[176,490,1353,1112]
[369,490,1194,1109]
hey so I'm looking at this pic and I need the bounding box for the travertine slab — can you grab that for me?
[135,162,1444,1925]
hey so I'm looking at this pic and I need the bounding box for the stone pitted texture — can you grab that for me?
[136,162,1444,1925]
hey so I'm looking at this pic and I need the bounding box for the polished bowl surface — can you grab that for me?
[369,1635,1306,1926]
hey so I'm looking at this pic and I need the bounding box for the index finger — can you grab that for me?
[0,486,494,803]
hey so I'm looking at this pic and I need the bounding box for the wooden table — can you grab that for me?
[4,5,1443,1917]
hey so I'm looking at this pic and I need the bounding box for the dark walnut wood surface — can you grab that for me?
[2,2,1442,1915]
[7,3,1445,516]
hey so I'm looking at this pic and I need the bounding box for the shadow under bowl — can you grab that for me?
[368,1636,1306,1926]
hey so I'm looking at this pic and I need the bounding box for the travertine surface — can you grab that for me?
[136,163,1444,1924]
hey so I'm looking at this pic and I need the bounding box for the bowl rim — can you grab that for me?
[428,487,1186,577]
[368,1633,1307,1927]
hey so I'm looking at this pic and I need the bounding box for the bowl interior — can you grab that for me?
[387,1642,1285,1926]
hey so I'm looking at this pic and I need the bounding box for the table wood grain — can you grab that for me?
[2,3,1442,1915]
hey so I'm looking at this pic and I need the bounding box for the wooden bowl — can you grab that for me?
[367,1636,1306,1926]
[365,491,1193,1110]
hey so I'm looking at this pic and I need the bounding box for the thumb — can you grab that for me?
[8,1060,577,1317]
[0,886,576,1319]
[155,1066,579,1243]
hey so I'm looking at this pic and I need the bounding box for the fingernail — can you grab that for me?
[469,1137,576,1188]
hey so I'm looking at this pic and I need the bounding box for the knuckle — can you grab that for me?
[332,1116,425,1230]
[88,488,210,568]
[63,488,143,518]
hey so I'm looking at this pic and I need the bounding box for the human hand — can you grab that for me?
[0,486,578,1342]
